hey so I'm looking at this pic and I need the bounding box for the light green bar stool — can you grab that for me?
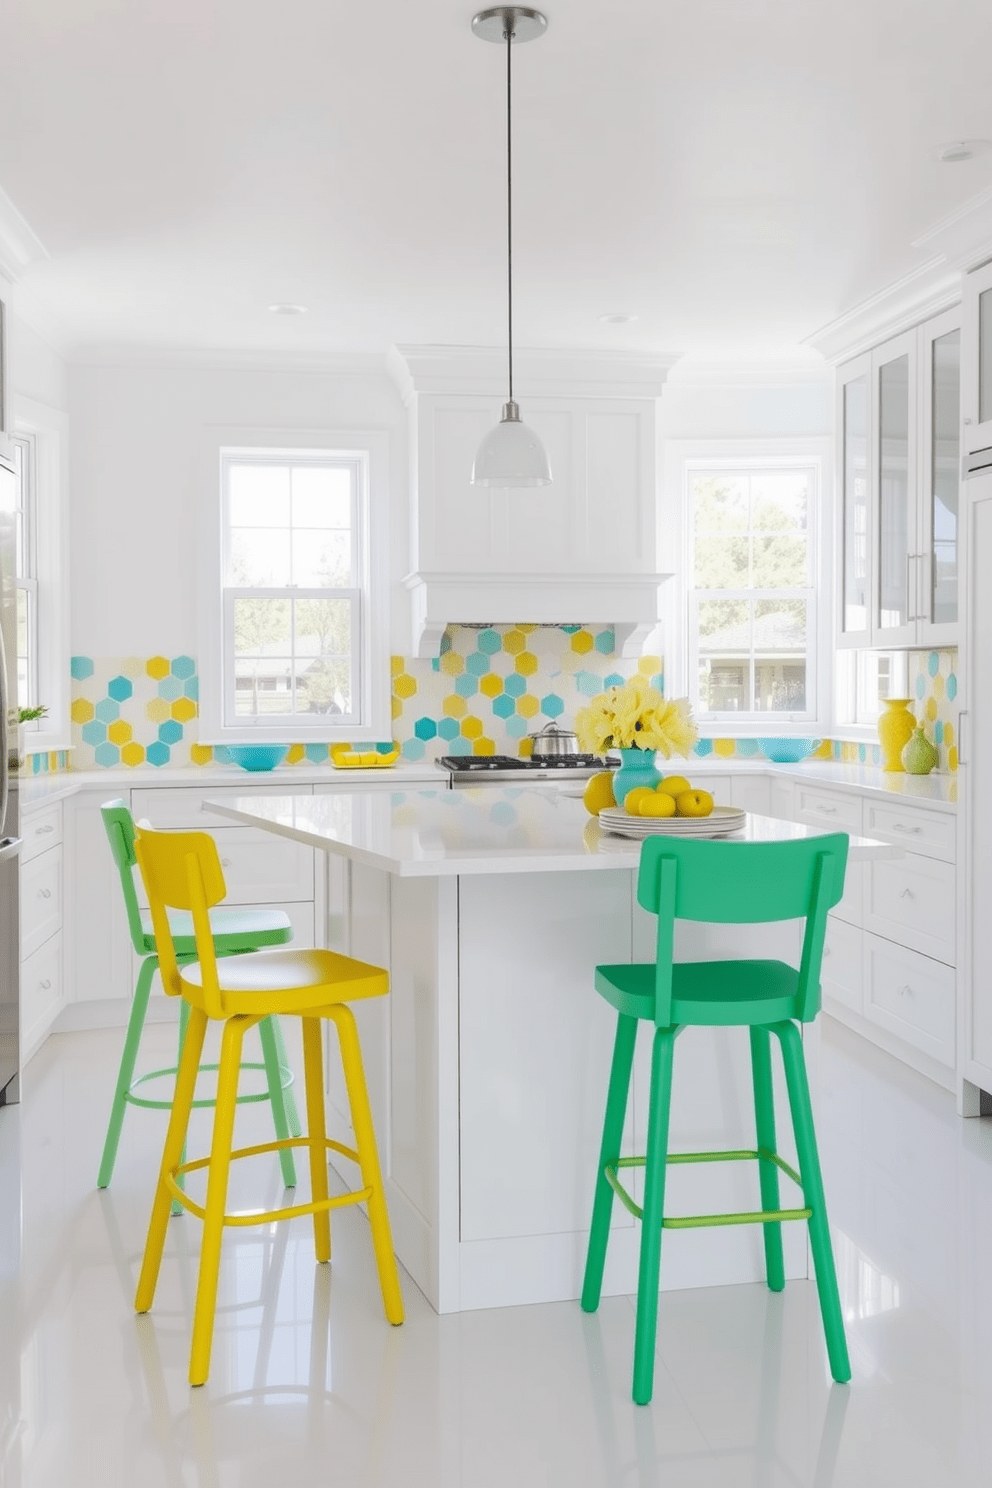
[581,833,851,1406]
[97,800,302,1199]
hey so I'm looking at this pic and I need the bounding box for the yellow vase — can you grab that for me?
[878,698,915,772]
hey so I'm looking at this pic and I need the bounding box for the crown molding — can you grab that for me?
[387,344,680,404]
[802,255,963,363]
[64,343,388,375]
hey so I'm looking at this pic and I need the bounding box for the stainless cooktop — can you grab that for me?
[436,754,617,784]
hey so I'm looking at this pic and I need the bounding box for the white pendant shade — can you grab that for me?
[471,400,552,486]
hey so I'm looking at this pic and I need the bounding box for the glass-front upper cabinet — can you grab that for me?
[962,258,992,460]
[836,310,960,649]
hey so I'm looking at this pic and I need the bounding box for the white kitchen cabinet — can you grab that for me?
[19,799,64,1061]
[961,257,992,458]
[837,310,961,649]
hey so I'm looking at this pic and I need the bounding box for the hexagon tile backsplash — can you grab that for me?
[67,634,960,771]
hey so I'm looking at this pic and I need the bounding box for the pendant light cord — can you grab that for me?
[505,20,514,404]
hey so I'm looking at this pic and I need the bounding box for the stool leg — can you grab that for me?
[329,1005,404,1326]
[135,1004,207,1316]
[772,1020,851,1384]
[171,997,193,1218]
[301,1017,331,1263]
[259,1015,298,1189]
[581,1011,638,1313]
[189,1015,248,1387]
[98,955,157,1189]
[633,1024,676,1407]
[750,1026,786,1292]
[270,1015,303,1137]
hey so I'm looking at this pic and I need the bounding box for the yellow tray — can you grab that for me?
[330,745,400,769]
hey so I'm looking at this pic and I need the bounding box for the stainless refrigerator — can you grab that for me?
[0,436,20,1106]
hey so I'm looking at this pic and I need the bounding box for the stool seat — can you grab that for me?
[595,958,803,1026]
[139,904,293,956]
[181,948,389,1013]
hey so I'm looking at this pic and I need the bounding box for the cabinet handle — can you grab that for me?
[221,857,232,867]
[907,554,916,623]
[36,824,55,835]
[959,710,969,766]
[891,823,922,834]
[39,979,51,990]
[812,804,838,816]
[37,888,52,899]
[898,984,914,997]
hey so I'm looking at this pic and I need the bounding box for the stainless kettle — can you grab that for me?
[528,722,580,757]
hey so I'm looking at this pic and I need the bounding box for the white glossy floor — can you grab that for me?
[2,1015,991,1488]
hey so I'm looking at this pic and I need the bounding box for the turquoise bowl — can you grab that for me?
[756,738,821,764]
[224,745,289,772]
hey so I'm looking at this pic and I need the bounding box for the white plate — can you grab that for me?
[597,804,747,839]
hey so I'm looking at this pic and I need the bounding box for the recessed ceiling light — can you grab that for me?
[268,303,308,315]
[932,139,992,163]
[598,312,638,324]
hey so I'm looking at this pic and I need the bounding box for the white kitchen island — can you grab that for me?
[205,786,896,1314]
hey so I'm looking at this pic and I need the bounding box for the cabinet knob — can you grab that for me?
[221,857,232,867]
[39,979,51,991]
[38,888,52,899]
[900,887,914,899]
[898,984,914,997]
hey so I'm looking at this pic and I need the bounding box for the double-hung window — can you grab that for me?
[199,433,389,744]
[685,457,822,727]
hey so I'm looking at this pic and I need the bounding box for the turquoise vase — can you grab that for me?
[612,748,661,808]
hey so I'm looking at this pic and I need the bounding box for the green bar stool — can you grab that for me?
[97,799,302,1198]
[581,833,852,1406]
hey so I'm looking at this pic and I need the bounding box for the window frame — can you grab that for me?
[661,438,832,737]
[10,396,70,754]
[197,428,391,745]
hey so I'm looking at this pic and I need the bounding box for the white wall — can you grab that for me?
[9,314,68,412]
[659,361,832,442]
[68,360,409,659]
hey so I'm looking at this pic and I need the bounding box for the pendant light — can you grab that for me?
[470,6,552,487]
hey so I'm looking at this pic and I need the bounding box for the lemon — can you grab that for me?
[675,789,714,818]
[623,786,658,815]
[582,770,617,816]
[657,775,692,798]
[638,791,677,818]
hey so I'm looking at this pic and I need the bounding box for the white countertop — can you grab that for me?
[203,786,899,878]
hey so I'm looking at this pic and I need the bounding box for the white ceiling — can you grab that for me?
[3,0,992,365]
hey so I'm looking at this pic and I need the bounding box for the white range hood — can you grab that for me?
[389,346,676,659]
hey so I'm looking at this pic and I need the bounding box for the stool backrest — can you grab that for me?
[636,833,849,1026]
[101,799,154,956]
[134,824,228,1018]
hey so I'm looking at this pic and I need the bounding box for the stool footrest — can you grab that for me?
[124,1060,295,1112]
[164,1135,370,1226]
[604,1147,810,1227]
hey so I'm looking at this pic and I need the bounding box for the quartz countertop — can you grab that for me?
[204,786,899,879]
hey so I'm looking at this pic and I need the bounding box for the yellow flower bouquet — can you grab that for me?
[574,675,698,757]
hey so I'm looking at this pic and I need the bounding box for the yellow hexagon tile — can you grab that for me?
[517,694,540,719]
[171,697,197,723]
[943,722,955,747]
[714,738,736,758]
[121,656,145,678]
[519,736,534,757]
[190,743,214,766]
[503,629,527,656]
[390,655,404,676]
[515,651,538,677]
[286,743,306,763]
[443,694,467,719]
[146,696,171,723]
[121,742,145,767]
[949,745,959,771]
[517,624,536,634]
[571,631,594,655]
[925,697,938,722]
[932,673,945,699]
[71,697,95,725]
[394,673,417,699]
[440,650,465,677]
[473,736,496,755]
[479,673,503,698]
[146,656,170,680]
[638,654,663,676]
[461,716,483,740]
[108,720,132,745]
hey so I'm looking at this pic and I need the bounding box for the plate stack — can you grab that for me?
[597,804,747,840]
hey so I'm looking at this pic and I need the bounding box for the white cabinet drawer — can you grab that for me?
[793,787,862,833]
[863,800,955,863]
[135,826,312,907]
[132,783,312,831]
[19,802,63,863]
[864,933,955,1067]
[21,932,63,1063]
[865,854,955,964]
[21,845,63,959]
[822,916,863,1014]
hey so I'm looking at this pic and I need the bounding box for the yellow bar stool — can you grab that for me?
[132,822,404,1386]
